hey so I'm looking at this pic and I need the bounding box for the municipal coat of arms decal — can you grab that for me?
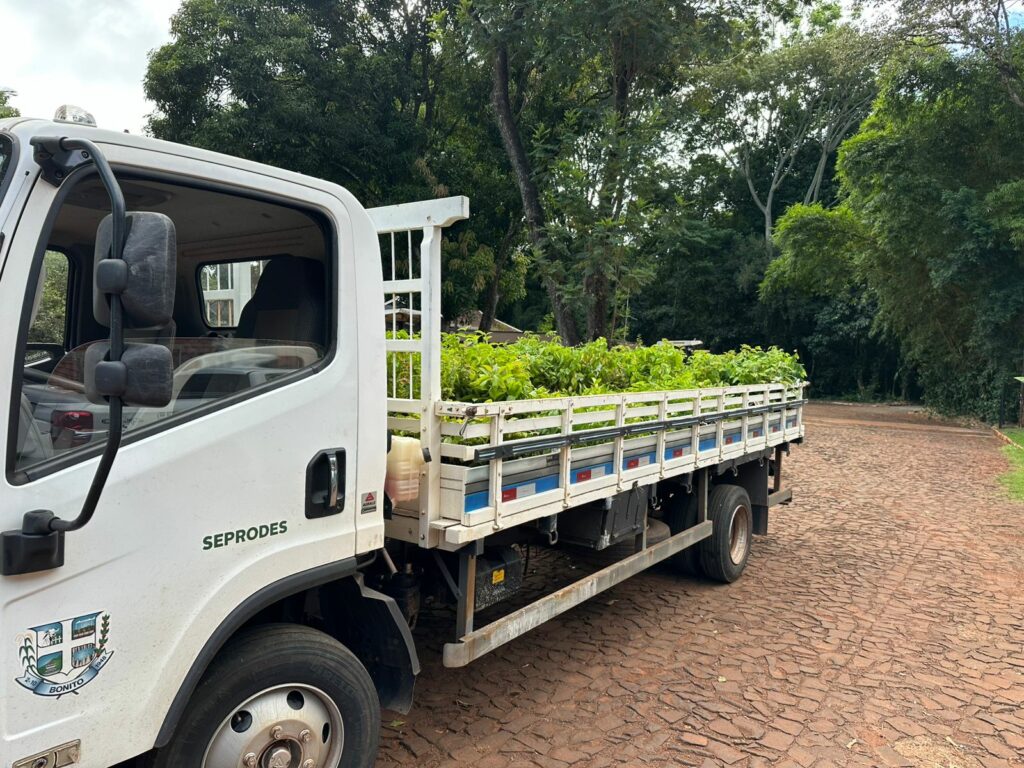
[16,612,112,697]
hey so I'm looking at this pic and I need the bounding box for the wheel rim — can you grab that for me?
[728,504,751,565]
[202,683,344,768]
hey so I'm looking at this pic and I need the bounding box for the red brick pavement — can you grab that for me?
[377,403,1024,768]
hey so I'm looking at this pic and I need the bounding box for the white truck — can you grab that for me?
[0,113,805,768]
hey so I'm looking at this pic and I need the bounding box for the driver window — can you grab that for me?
[16,251,71,469]
[11,175,332,479]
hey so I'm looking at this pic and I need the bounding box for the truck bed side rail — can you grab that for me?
[429,384,806,546]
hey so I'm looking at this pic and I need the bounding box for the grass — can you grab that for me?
[999,444,1024,501]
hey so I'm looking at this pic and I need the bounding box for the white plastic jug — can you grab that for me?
[386,436,425,503]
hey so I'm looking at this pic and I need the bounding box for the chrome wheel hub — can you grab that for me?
[203,684,343,768]
[728,504,750,565]
[267,745,296,768]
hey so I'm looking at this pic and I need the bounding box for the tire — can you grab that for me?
[645,518,671,546]
[148,624,380,768]
[698,484,753,583]
[663,488,704,577]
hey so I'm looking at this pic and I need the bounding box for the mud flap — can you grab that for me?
[321,574,420,713]
[735,458,770,536]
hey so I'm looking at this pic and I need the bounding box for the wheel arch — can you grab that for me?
[155,556,419,749]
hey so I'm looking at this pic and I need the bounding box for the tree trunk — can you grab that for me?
[480,221,518,332]
[584,35,632,341]
[480,265,501,333]
[586,272,610,340]
[489,42,579,344]
[741,152,776,260]
[804,146,830,205]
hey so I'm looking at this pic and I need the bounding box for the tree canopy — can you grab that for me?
[773,45,1024,418]
[144,0,1024,419]
[0,89,19,119]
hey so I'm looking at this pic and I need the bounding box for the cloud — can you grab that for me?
[1,0,182,133]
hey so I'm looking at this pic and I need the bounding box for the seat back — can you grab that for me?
[236,256,326,346]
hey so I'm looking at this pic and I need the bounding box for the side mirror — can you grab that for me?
[84,342,173,408]
[93,211,177,329]
[87,211,177,408]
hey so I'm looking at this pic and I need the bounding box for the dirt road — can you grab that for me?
[377,402,1024,768]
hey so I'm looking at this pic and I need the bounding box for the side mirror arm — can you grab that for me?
[47,138,128,534]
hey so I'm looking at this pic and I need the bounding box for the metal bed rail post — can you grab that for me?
[366,196,469,547]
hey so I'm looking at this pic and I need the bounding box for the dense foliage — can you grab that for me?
[132,0,1024,419]
[26,253,69,347]
[770,46,1024,419]
[433,335,803,402]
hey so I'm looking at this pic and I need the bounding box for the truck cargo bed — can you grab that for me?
[367,197,805,551]
[386,383,805,548]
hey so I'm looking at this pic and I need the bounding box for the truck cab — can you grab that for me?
[0,116,415,768]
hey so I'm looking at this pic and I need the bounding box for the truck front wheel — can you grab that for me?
[150,624,380,768]
[699,484,753,583]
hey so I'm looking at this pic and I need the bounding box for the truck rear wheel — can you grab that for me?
[699,484,753,583]
[150,624,379,768]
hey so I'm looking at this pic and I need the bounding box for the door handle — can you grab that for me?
[306,449,346,519]
[327,453,339,508]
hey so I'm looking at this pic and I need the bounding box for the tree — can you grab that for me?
[875,0,1024,109]
[762,203,906,397]
[688,19,885,256]
[464,0,758,342]
[0,89,19,119]
[426,19,530,329]
[763,202,867,298]
[145,0,431,205]
[462,0,582,342]
[146,0,528,324]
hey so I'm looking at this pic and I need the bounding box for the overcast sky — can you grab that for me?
[1,0,182,134]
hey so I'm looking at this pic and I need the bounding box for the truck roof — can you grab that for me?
[0,116,361,208]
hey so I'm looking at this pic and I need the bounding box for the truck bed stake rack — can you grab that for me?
[472,399,808,462]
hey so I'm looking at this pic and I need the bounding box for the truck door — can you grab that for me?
[0,139,374,766]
